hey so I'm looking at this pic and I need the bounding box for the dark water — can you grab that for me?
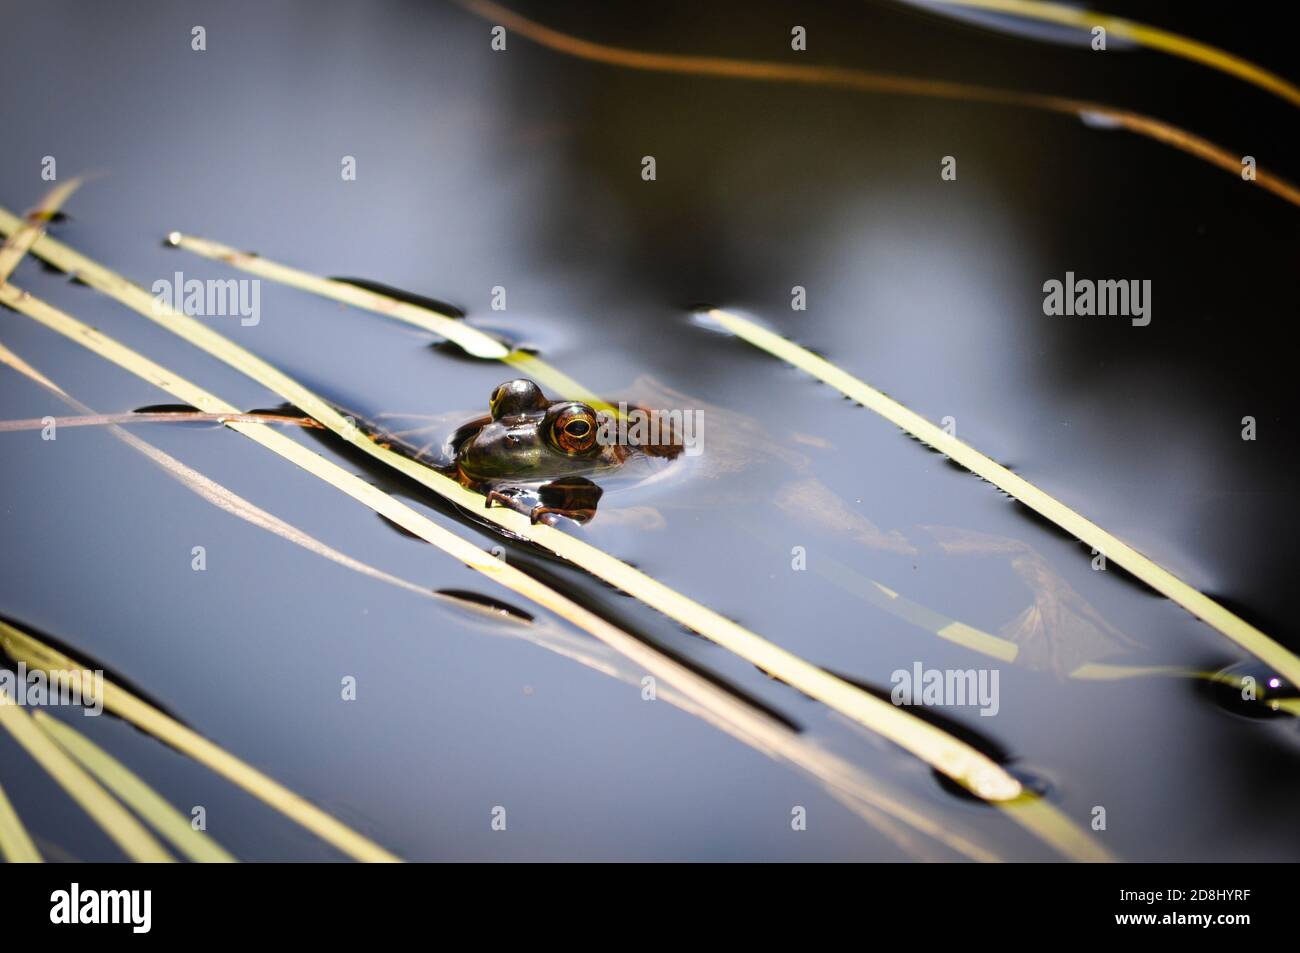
[1,0,1298,860]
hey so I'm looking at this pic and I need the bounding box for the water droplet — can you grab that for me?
[1079,110,1124,130]
[1205,662,1299,720]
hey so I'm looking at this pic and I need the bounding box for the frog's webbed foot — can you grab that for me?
[484,482,601,526]
[538,477,603,525]
[530,504,597,525]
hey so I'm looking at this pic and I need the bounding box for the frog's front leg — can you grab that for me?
[482,486,568,526]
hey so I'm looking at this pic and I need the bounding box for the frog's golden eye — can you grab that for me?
[551,404,597,454]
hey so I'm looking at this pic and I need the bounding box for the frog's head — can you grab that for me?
[456,379,611,485]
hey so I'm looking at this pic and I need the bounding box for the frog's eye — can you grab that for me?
[490,379,547,420]
[550,404,598,454]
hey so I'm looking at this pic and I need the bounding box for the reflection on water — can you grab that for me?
[1,0,1298,860]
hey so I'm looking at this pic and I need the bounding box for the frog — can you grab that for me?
[448,378,683,525]
[363,375,1139,677]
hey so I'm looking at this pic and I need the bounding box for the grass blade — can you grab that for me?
[0,411,320,432]
[0,619,397,863]
[452,0,1300,209]
[704,308,1300,691]
[0,687,173,862]
[164,232,618,413]
[0,176,81,281]
[0,779,41,863]
[0,202,1111,858]
[0,248,1029,806]
[0,344,1005,861]
[162,233,509,359]
[917,0,1300,109]
[34,712,236,863]
[0,278,1118,857]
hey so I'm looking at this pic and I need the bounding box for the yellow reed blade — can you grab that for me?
[0,269,1027,807]
[0,687,173,862]
[0,779,41,863]
[451,0,1300,209]
[34,712,237,863]
[165,231,617,413]
[705,308,1300,692]
[0,272,1119,860]
[0,341,1007,862]
[0,202,1111,857]
[0,176,82,282]
[919,0,1300,109]
[0,618,397,863]
[163,232,509,359]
